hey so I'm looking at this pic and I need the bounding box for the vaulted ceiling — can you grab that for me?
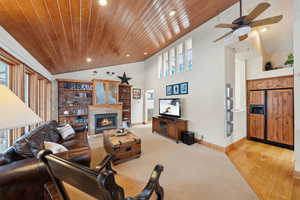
[0,0,238,74]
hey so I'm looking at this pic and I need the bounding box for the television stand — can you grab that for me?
[152,116,188,143]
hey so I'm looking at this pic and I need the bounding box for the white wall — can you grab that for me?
[259,0,294,68]
[54,62,145,124]
[225,0,294,81]
[144,14,233,147]
[294,0,300,171]
[0,26,53,80]
[229,30,294,80]
[225,47,248,144]
[142,0,294,148]
[247,66,294,80]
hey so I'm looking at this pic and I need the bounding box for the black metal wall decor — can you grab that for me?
[118,72,132,84]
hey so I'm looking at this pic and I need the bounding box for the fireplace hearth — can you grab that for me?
[95,113,118,134]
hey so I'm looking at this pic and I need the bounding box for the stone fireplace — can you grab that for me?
[88,104,122,135]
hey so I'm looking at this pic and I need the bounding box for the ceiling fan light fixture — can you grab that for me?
[233,26,251,37]
[99,0,108,6]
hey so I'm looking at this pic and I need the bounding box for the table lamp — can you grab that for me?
[0,84,42,131]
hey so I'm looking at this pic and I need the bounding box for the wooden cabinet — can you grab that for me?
[248,91,265,139]
[247,76,294,148]
[248,76,293,90]
[152,117,187,143]
[267,89,294,145]
[249,115,265,140]
[249,91,265,104]
[119,84,132,124]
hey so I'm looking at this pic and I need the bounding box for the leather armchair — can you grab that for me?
[0,123,91,200]
[39,151,164,200]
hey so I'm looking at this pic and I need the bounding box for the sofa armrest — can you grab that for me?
[0,157,47,185]
[0,147,91,186]
[61,131,90,149]
[55,147,91,166]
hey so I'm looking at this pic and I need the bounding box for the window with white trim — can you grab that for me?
[0,61,9,152]
[24,73,30,133]
[0,61,9,85]
[163,51,169,77]
[177,43,184,72]
[158,54,163,78]
[185,38,193,70]
[157,38,192,78]
[169,47,176,75]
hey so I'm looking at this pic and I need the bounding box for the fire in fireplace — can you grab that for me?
[95,113,118,134]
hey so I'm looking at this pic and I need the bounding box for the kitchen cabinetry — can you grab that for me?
[247,76,294,148]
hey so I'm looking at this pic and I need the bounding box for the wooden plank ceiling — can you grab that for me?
[0,0,238,74]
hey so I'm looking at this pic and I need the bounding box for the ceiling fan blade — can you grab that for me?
[215,24,238,29]
[250,15,283,27]
[239,34,248,41]
[213,31,234,43]
[244,2,271,23]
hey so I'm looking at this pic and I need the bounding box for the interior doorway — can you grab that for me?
[145,89,154,124]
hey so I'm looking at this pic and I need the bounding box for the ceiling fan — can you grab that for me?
[214,0,283,43]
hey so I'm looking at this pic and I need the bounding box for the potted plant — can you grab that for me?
[284,53,294,67]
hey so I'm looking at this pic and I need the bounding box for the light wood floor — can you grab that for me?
[227,139,300,200]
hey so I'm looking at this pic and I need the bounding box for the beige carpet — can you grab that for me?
[89,125,258,200]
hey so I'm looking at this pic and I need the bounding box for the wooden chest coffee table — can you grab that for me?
[103,130,141,165]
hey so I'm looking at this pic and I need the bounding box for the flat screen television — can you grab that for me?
[159,98,181,118]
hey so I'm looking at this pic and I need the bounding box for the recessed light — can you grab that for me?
[126,54,130,57]
[99,0,108,6]
[169,10,176,17]
[144,52,148,55]
[260,27,268,32]
[86,58,92,62]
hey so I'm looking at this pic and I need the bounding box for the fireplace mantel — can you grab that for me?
[89,104,122,111]
[88,104,123,135]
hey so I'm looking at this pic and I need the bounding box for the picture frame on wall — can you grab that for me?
[173,84,180,95]
[179,82,188,94]
[166,85,173,96]
[132,88,141,99]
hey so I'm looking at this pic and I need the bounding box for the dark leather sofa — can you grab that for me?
[0,121,91,200]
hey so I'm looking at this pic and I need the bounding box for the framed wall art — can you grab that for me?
[179,82,188,94]
[132,88,141,99]
[173,84,180,95]
[166,85,173,96]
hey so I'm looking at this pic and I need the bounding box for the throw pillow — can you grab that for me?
[30,121,61,143]
[44,141,68,154]
[14,121,61,158]
[57,124,75,140]
[28,133,45,157]
[14,134,33,158]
